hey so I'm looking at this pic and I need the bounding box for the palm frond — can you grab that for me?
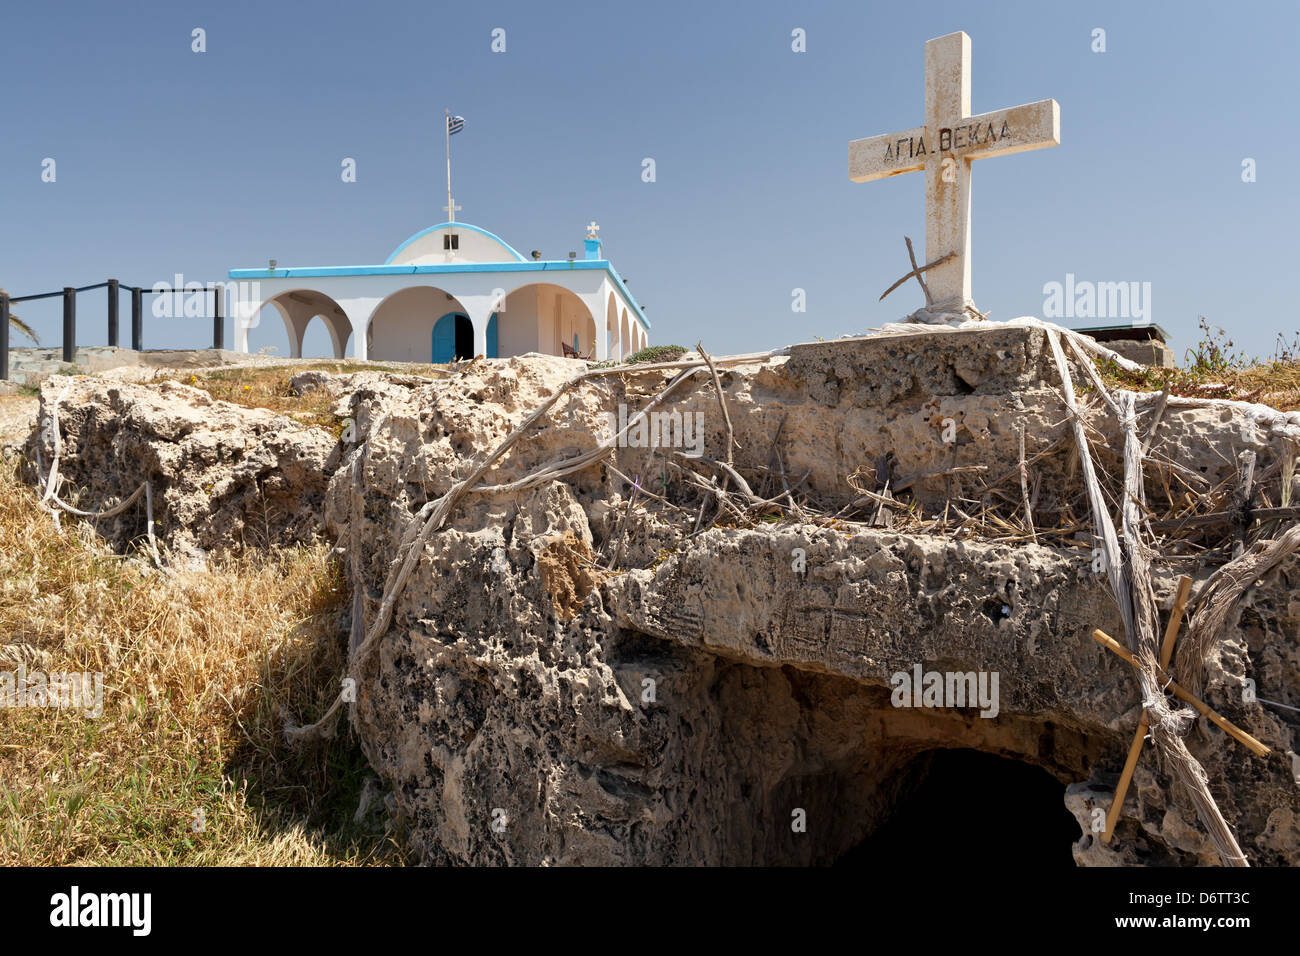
[0,287,40,345]
[7,314,39,345]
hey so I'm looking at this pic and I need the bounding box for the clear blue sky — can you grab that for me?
[3,0,1296,361]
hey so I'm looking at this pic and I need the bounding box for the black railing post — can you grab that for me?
[1,293,9,382]
[62,287,76,364]
[107,279,119,347]
[131,287,143,350]
[212,285,223,350]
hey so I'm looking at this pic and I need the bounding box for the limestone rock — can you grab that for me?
[26,375,336,560]
[29,327,1300,865]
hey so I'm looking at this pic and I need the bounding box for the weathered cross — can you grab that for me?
[849,31,1060,312]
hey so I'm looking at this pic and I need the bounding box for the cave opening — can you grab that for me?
[835,748,1080,868]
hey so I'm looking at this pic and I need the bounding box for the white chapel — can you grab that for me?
[229,220,649,363]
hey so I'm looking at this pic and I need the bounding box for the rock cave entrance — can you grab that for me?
[834,748,1080,868]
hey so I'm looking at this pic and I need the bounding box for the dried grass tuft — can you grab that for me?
[0,458,405,866]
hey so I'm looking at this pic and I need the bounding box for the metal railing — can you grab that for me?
[0,281,224,380]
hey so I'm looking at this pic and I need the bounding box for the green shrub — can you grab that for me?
[624,345,687,365]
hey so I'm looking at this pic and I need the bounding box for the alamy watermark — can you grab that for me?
[1042,273,1151,323]
[890,664,1000,718]
[50,886,150,936]
[148,274,263,325]
[1,666,103,718]
[601,404,704,457]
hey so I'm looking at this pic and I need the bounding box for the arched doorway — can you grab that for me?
[368,286,470,363]
[486,313,499,358]
[491,283,599,359]
[432,312,474,363]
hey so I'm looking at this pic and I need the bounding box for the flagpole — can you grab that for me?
[445,109,454,223]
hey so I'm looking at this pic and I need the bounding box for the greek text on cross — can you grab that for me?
[848,31,1060,310]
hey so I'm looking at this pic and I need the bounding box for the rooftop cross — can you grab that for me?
[848,31,1060,313]
[586,221,600,239]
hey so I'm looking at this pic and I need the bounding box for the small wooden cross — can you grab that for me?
[849,31,1060,311]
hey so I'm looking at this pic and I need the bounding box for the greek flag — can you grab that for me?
[447,114,465,135]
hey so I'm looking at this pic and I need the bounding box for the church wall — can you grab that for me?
[535,286,598,357]
[496,286,541,356]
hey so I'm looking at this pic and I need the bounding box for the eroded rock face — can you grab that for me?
[26,377,335,560]
[30,328,1300,865]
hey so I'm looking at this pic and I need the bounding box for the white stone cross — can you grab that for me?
[586,221,600,238]
[848,31,1059,311]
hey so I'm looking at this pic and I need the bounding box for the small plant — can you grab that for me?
[1184,316,1253,374]
[624,344,687,365]
[1271,332,1300,365]
[1096,321,1300,411]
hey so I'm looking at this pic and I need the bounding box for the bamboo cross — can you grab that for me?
[1092,576,1271,843]
[1098,575,1191,843]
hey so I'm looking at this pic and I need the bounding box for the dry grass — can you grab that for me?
[0,457,407,866]
[156,364,358,439]
[1095,322,1300,411]
[151,361,451,441]
[1097,357,1300,411]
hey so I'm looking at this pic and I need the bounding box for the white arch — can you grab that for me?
[366,285,472,363]
[300,314,351,358]
[238,288,352,359]
[491,282,599,359]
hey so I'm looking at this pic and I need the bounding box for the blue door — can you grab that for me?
[432,312,474,362]
[486,313,498,358]
[432,313,458,363]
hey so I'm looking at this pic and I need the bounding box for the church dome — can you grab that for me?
[386,222,528,266]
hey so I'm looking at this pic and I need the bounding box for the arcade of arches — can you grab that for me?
[249,282,647,362]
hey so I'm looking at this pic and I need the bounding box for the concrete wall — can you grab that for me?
[1102,338,1175,368]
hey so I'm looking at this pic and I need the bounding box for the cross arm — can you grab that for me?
[962,98,1059,161]
[848,125,926,182]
